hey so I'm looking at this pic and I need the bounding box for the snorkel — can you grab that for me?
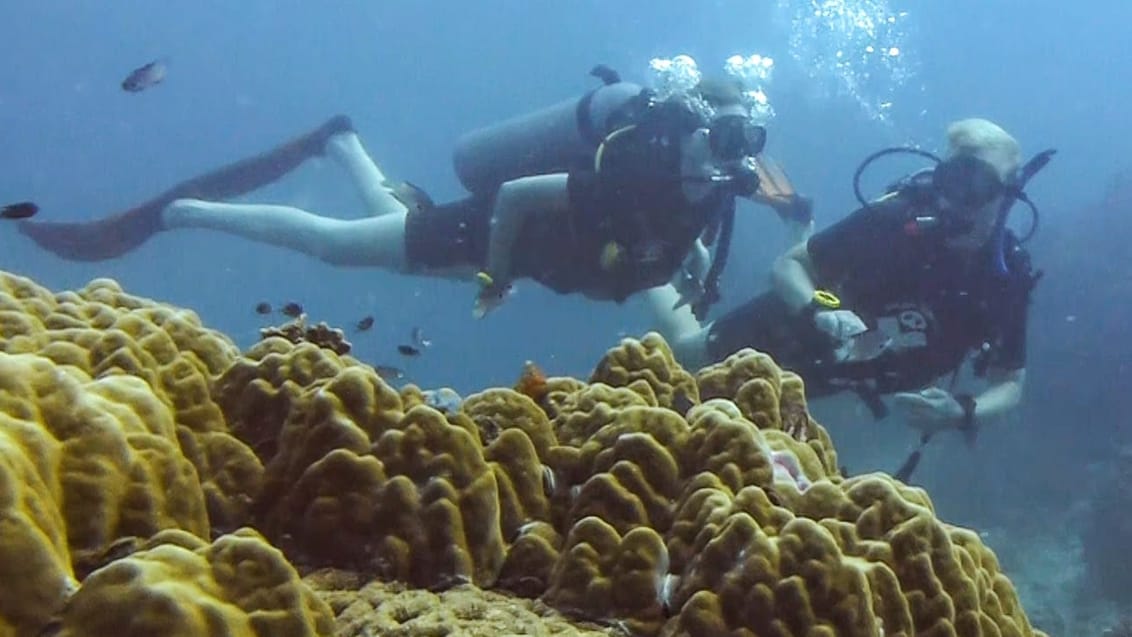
[852,145,1055,275]
[988,149,1056,274]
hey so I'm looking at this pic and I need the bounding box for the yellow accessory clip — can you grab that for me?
[812,289,841,309]
[599,241,624,270]
[475,271,494,288]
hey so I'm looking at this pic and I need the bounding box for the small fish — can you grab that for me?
[421,388,463,414]
[373,365,404,381]
[355,316,374,332]
[121,59,168,93]
[254,302,272,315]
[411,327,431,348]
[397,344,421,357]
[1,201,38,219]
[472,278,515,319]
[280,302,303,318]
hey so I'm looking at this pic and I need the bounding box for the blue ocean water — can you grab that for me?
[2,1,1129,632]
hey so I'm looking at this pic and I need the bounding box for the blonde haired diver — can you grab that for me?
[647,118,1054,479]
[18,65,809,319]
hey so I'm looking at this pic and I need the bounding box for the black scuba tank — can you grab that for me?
[451,81,646,196]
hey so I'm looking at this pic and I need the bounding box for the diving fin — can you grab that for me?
[753,155,813,225]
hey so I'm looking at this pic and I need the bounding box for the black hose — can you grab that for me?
[692,201,735,321]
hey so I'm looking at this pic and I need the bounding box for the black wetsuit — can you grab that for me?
[706,194,1038,397]
[404,114,733,302]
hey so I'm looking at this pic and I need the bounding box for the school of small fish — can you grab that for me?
[252,299,436,383]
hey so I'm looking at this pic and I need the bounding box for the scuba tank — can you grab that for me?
[452,67,647,196]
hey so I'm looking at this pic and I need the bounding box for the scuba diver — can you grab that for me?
[648,118,1053,478]
[16,65,804,318]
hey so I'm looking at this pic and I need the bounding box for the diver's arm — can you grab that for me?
[771,241,819,313]
[485,174,570,281]
[743,192,814,246]
[970,367,1026,425]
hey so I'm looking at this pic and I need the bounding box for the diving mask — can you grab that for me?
[931,154,1008,209]
[709,114,766,161]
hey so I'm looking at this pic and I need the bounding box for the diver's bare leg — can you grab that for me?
[786,217,814,245]
[162,199,408,268]
[324,132,409,217]
[640,284,712,370]
[17,116,355,262]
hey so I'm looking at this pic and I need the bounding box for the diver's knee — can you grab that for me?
[160,198,212,229]
[671,331,711,371]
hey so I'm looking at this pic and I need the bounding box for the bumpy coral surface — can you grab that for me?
[306,569,620,636]
[0,271,1046,637]
[56,528,334,637]
[0,273,262,532]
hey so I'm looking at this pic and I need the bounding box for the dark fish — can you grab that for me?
[254,302,272,315]
[374,365,404,381]
[355,316,374,332]
[1,201,38,219]
[121,59,168,93]
[411,327,431,348]
[280,302,303,318]
[397,344,421,357]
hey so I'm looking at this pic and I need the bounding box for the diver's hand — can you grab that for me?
[891,388,965,436]
[671,268,705,310]
[684,240,710,282]
[813,309,867,342]
[473,271,513,319]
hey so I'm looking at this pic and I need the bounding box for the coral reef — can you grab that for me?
[306,569,620,636]
[0,270,1048,637]
[54,528,335,637]
[259,313,352,356]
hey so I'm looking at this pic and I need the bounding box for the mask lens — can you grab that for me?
[933,155,1003,208]
[709,116,766,161]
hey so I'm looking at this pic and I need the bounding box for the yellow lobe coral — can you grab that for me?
[590,331,699,411]
[55,528,334,637]
[0,271,1051,637]
[233,347,513,590]
[306,570,622,636]
[0,410,75,637]
[697,348,840,474]
[213,339,374,460]
[545,516,671,635]
[0,272,261,531]
[0,352,209,571]
[557,406,689,535]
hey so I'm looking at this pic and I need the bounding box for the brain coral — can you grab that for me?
[0,270,1046,637]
